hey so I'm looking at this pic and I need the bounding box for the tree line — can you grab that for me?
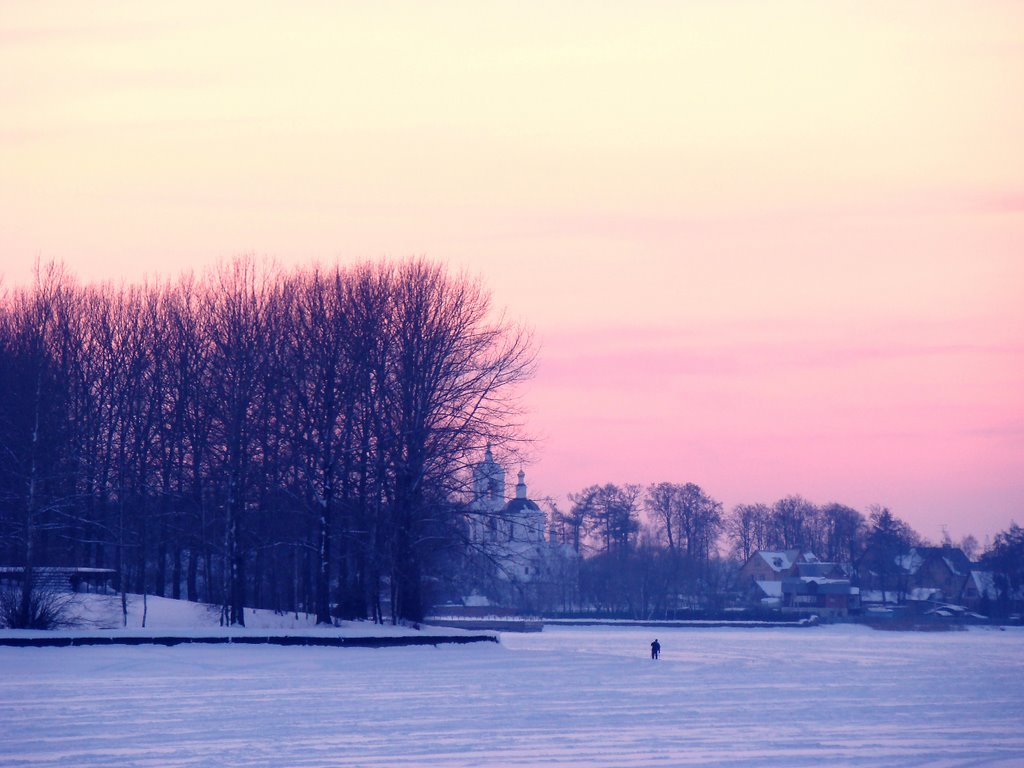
[0,259,533,626]
[543,481,1020,619]
[2,258,1019,626]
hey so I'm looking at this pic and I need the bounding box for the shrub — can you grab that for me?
[0,585,76,630]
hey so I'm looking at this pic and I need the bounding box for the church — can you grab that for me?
[466,446,577,605]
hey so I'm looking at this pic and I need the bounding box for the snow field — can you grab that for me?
[1,624,1022,767]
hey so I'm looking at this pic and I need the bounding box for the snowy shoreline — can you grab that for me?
[0,631,497,648]
[0,592,500,646]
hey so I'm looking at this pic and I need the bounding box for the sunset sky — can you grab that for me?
[2,2,1022,542]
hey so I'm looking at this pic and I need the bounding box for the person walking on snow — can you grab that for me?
[651,639,661,659]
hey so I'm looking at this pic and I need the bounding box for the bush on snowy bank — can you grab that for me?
[0,585,76,630]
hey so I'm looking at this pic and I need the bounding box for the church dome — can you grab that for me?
[505,469,542,514]
[505,497,542,514]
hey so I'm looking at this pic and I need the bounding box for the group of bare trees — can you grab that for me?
[546,482,918,617]
[0,258,532,625]
[547,479,1023,619]
[546,482,727,616]
[725,496,868,565]
[555,486,872,567]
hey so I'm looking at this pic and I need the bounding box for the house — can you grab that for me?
[907,547,972,601]
[738,550,828,611]
[752,580,783,608]
[961,570,999,612]
[737,550,806,586]
[857,545,973,605]
[769,562,861,617]
[738,553,860,615]
[795,561,849,580]
[781,574,859,617]
[0,566,118,593]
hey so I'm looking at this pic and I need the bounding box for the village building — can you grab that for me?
[737,550,809,584]
[781,562,860,617]
[0,566,118,594]
[857,545,974,606]
[961,569,999,612]
[465,446,578,610]
[962,569,998,604]
[738,551,858,616]
[737,550,812,607]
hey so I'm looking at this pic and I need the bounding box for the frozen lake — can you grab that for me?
[2,624,1022,767]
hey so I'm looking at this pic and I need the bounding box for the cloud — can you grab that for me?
[537,323,1023,389]
[961,421,1024,440]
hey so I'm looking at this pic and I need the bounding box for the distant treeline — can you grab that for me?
[0,258,533,625]
[546,483,1022,618]
[554,483,874,563]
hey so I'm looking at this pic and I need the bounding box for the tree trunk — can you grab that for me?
[186,548,198,602]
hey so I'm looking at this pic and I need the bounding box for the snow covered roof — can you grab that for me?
[0,566,117,575]
[755,580,783,598]
[895,550,924,574]
[895,547,973,576]
[797,562,841,578]
[969,570,999,600]
[756,550,800,573]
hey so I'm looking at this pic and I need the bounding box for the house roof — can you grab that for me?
[755,580,783,598]
[894,546,972,576]
[969,570,999,600]
[797,562,841,578]
[895,550,925,574]
[921,546,972,575]
[755,550,801,573]
[782,576,856,595]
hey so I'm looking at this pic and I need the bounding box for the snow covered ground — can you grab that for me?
[0,592,496,645]
[44,592,479,638]
[1,599,1022,767]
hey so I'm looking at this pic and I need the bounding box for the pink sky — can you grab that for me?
[2,2,1022,542]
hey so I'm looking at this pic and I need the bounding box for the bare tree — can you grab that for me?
[769,495,821,553]
[380,260,534,622]
[725,503,772,562]
[569,483,642,557]
[204,257,278,626]
[820,502,865,565]
[0,264,81,622]
[282,267,360,624]
[645,483,722,560]
[645,482,681,553]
